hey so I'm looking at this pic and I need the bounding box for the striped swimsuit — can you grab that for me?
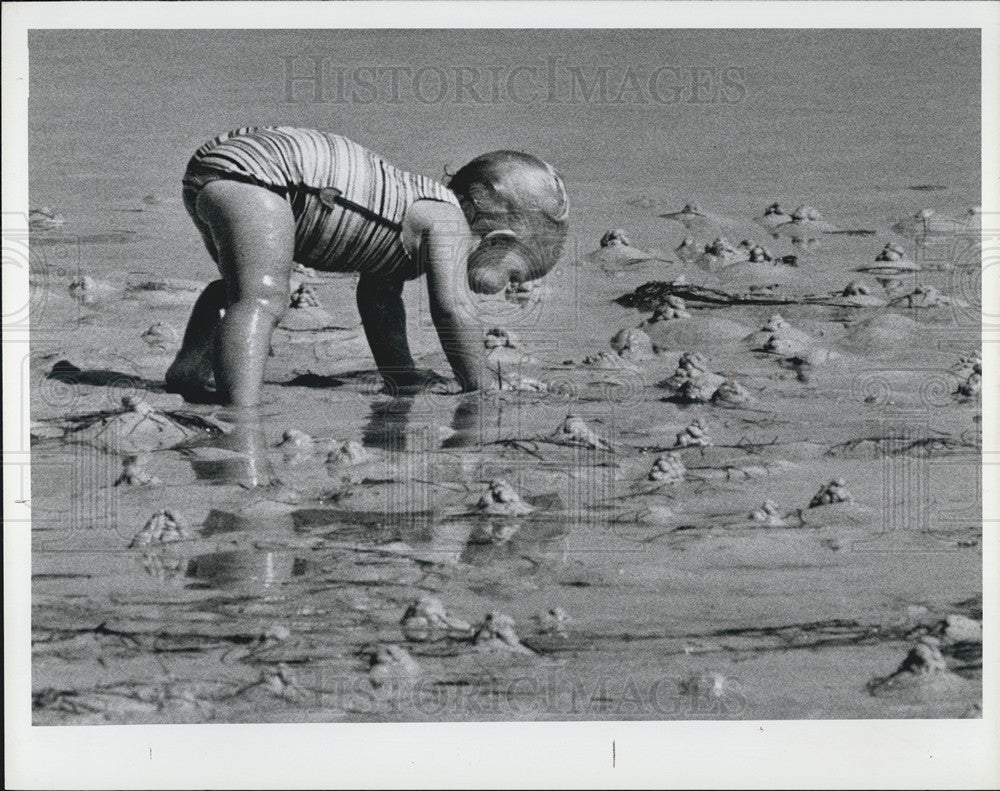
[183,127,461,278]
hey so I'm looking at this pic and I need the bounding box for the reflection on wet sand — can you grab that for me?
[186,550,308,592]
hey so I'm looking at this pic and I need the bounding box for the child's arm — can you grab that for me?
[404,200,488,391]
[356,274,419,387]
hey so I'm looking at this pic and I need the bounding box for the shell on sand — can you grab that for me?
[843,313,928,356]
[647,314,751,349]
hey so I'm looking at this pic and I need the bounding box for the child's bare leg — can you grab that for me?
[195,180,296,407]
[165,279,226,399]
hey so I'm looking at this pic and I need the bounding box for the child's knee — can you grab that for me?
[228,292,287,323]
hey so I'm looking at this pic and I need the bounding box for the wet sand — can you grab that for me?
[29,212,982,722]
[26,30,982,723]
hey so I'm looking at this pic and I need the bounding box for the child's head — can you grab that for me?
[448,151,569,294]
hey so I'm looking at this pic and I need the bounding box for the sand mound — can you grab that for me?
[649,452,685,483]
[551,414,613,450]
[843,313,927,356]
[754,202,793,232]
[867,637,969,702]
[742,314,814,350]
[279,284,340,331]
[367,645,420,687]
[888,285,967,309]
[830,280,887,307]
[646,314,750,349]
[473,612,534,654]
[114,455,161,486]
[609,326,655,360]
[584,229,667,269]
[648,295,692,322]
[129,509,189,548]
[401,596,471,641]
[475,479,535,517]
[67,395,228,453]
[772,206,840,239]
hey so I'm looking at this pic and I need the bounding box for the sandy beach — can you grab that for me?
[26,29,982,723]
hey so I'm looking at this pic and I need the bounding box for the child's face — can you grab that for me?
[467,231,538,295]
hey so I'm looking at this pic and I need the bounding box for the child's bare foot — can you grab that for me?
[164,365,218,404]
[165,375,218,403]
[380,368,449,396]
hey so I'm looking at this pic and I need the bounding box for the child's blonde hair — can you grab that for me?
[448,151,569,278]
